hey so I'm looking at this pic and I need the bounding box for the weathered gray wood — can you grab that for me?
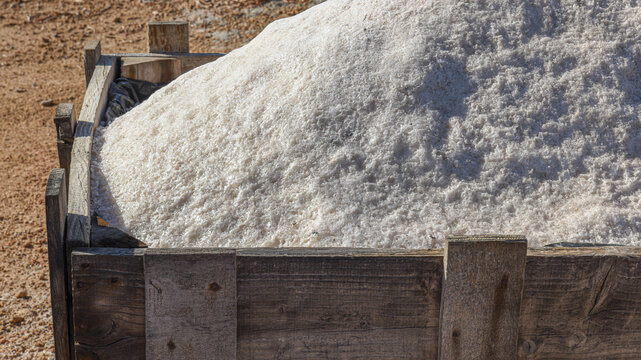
[120,56,182,83]
[72,248,145,360]
[439,235,527,360]
[68,246,641,359]
[237,252,443,359]
[54,103,77,142]
[84,40,101,88]
[144,249,237,360]
[67,55,116,250]
[148,21,189,53]
[518,249,641,359]
[109,52,224,74]
[46,169,71,360]
[53,103,76,192]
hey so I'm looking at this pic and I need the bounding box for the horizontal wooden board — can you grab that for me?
[72,248,145,360]
[109,53,224,74]
[70,246,641,359]
[120,56,182,83]
[518,252,641,359]
[236,253,443,359]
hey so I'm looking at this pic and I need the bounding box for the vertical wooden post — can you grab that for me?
[438,235,527,360]
[148,21,189,53]
[53,103,76,193]
[145,249,237,359]
[46,169,71,360]
[84,40,101,88]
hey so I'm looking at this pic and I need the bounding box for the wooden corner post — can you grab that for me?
[438,235,527,360]
[46,169,71,360]
[53,103,76,192]
[148,21,189,53]
[84,40,101,88]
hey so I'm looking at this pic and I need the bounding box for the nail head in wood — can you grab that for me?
[148,21,189,53]
[439,235,527,360]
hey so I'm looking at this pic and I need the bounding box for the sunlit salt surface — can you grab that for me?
[92,0,641,248]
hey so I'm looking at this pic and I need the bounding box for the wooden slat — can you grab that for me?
[46,169,71,360]
[109,53,224,74]
[236,252,443,359]
[67,55,116,250]
[72,248,146,360]
[144,249,237,360]
[148,21,189,53]
[120,56,182,83]
[69,246,641,359]
[53,103,76,193]
[84,40,101,88]
[518,251,641,359]
[439,235,527,360]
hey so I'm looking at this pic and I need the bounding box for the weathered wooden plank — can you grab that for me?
[109,53,224,74]
[46,169,71,360]
[54,103,77,142]
[518,252,641,359]
[53,103,76,192]
[236,253,443,359]
[439,235,527,360]
[68,246,641,359]
[67,55,116,250]
[84,40,101,88]
[120,56,182,83]
[144,249,236,360]
[148,21,189,53]
[72,248,145,360]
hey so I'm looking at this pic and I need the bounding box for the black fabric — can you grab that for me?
[103,77,165,126]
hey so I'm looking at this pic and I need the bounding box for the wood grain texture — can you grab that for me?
[109,53,224,74]
[72,248,145,360]
[67,246,641,359]
[67,55,116,250]
[439,235,527,360]
[518,251,641,359]
[46,169,71,360]
[144,249,236,360]
[53,103,76,193]
[83,40,101,88]
[236,252,443,359]
[120,56,182,83]
[148,21,189,53]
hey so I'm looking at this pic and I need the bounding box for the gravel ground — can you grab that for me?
[0,0,320,358]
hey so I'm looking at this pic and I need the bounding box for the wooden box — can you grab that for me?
[46,23,641,360]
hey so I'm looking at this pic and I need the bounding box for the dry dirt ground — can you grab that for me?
[0,0,320,358]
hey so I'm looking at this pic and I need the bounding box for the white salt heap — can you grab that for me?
[92,0,641,248]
